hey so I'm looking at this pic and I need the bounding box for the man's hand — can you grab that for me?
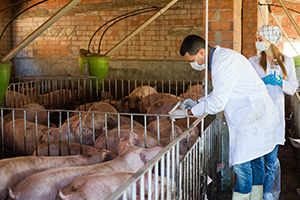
[169,108,188,119]
[180,98,197,109]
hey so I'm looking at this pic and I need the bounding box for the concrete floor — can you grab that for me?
[217,139,300,199]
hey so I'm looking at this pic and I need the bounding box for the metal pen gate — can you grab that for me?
[106,113,223,200]
[0,76,225,199]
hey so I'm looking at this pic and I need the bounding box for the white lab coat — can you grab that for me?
[191,46,284,167]
[249,54,298,135]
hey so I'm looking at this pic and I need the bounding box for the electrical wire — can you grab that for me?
[0,0,49,43]
[98,8,158,54]
[87,7,158,53]
[0,0,34,13]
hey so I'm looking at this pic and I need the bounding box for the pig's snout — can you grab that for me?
[103,150,113,162]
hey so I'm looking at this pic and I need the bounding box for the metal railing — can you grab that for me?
[106,113,223,200]
[0,77,225,199]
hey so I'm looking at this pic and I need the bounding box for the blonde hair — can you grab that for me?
[259,44,288,80]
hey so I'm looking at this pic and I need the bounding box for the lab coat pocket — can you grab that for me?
[234,103,257,134]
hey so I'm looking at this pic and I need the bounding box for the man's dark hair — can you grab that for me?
[180,35,206,56]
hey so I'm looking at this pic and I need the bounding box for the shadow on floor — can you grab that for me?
[217,140,300,200]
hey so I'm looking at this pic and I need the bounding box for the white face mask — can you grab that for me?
[255,42,269,51]
[190,53,205,71]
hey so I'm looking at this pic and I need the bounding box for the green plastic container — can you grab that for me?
[293,56,300,87]
[293,56,300,67]
[0,61,11,107]
[78,54,109,88]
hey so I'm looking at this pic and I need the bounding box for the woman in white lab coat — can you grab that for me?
[170,35,284,200]
[249,25,298,200]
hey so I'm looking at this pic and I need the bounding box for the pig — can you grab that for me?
[139,93,181,114]
[74,102,93,112]
[3,103,48,125]
[94,125,163,150]
[33,140,108,156]
[5,91,35,108]
[78,102,143,139]
[147,118,198,155]
[174,117,200,136]
[3,118,93,156]
[34,89,73,109]
[146,99,180,124]
[80,102,118,136]
[8,138,163,200]
[179,92,202,101]
[39,118,94,146]
[122,86,157,113]
[0,151,111,200]
[58,172,167,200]
[4,119,48,156]
[58,172,137,200]
[185,84,203,96]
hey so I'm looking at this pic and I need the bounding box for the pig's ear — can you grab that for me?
[8,188,20,200]
[123,96,129,102]
[137,96,143,101]
[129,132,140,146]
[86,147,96,152]
[58,189,72,200]
[118,138,131,154]
[170,125,183,140]
[103,150,113,161]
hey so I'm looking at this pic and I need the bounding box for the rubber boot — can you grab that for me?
[232,191,250,200]
[250,185,263,200]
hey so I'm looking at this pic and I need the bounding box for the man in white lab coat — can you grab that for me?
[170,35,284,200]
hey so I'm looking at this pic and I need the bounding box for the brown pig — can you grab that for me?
[78,102,143,139]
[179,92,202,101]
[94,125,163,150]
[8,139,163,200]
[4,119,48,156]
[35,89,73,109]
[146,99,180,124]
[122,86,157,113]
[147,118,198,155]
[139,93,181,114]
[3,103,48,125]
[33,140,109,156]
[185,84,203,96]
[1,151,111,200]
[39,118,95,146]
[80,102,118,137]
[5,91,35,108]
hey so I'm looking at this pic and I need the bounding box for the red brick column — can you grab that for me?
[203,0,242,52]
[242,0,258,59]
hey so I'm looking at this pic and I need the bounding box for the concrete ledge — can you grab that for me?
[12,58,204,81]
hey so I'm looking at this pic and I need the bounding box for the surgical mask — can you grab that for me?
[255,42,269,51]
[190,54,205,71]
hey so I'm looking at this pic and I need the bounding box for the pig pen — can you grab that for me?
[0,76,226,200]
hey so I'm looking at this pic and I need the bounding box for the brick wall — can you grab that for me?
[242,0,300,58]
[204,0,242,52]
[9,0,204,61]
[0,0,12,57]
[268,1,300,45]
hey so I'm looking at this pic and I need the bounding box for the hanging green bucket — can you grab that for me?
[293,56,300,87]
[78,53,109,88]
[0,61,11,107]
